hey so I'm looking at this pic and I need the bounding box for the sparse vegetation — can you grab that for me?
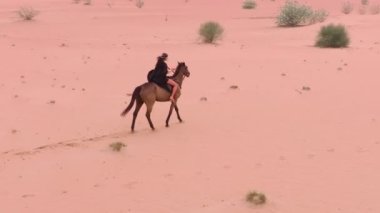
[358,6,366,14]
[72,0,91,4]
[277,1,313,26]
[316,24,350,48]
[199,21,224,43]
[310,9,329,24]
[370,4,380,14]
[110,142,126,152]
[277,1,328,26]
[342,1,354,14]
[84,0,92,5]
[246,191,267,205]
[242,0,257,9]
[18,7,39,21]
[136,0,144,8]
[200,97,208,101]
[302,86,311,91]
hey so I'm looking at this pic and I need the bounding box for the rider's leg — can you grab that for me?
[167,79,178,102]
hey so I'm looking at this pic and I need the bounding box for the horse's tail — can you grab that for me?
[121,86,142,117]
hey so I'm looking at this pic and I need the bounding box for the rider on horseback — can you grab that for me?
[149,53,179,103]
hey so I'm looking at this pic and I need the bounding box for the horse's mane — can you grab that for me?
[171,62,185,78]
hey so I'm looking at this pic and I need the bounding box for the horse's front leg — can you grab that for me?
[174,104,182,123]
[165,103,175,127]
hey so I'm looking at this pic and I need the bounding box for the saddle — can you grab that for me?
[147,69,172,93]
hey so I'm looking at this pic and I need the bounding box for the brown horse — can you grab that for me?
[121,62,190,131]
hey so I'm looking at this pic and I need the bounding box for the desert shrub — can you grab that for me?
[109,142,126,152]
[242,0,257,9]
[246,191,267,205]
[72,0,91,5]
[277,1,328,26]
[199,21,224,43]
[136,0,144,8]
[310,9,329,24]
[84,0,92,5]
[370,4,380,14]
[361,0,369,5]
[276,1,314,26]
[316,24,350,48]
[342,1,354,14]
[358,6,366,14]
[18,7,39,21]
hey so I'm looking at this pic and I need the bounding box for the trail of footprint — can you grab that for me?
[21,194,35,198]
[1,131,128,158]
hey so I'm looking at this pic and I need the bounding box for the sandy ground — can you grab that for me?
[1,0,380,212]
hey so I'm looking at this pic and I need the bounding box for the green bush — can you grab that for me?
[277,1,328,26]
[277,1,314,26]
[316,24,350,48]
[199,21,224,43]
[242,0,257,9]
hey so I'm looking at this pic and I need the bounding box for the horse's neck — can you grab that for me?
[172,68,185,87]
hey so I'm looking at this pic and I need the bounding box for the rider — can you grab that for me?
[150,53,179,102]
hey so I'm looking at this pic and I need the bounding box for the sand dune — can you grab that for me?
[1,0,380,212]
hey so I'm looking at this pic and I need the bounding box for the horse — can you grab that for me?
[121,62,190,131]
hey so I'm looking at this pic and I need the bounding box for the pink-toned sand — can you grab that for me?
[1,0,380,212]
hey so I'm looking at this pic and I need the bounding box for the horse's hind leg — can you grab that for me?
[165,103,175,127]
[145,102,155,130]
[131,100,143,132]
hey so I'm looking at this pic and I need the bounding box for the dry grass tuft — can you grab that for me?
[18,7,39,21]
[136,0,144,8]
[342,1,354,14]
[246,191,267,205]
[370,4,380,14]
[109,142,126,152]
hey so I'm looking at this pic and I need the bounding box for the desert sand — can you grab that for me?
[1,0,380,212]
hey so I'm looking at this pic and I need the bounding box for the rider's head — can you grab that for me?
[160,53,168,60]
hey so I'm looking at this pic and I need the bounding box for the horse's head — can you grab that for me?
[176,62,190,77]
[171,62,190,86]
